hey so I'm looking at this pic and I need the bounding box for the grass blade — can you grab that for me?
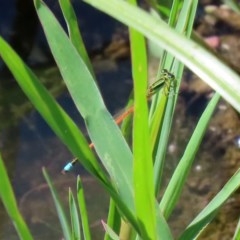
[179,168,240,239]
[153,0,197,194]
[0,36,107,183]
[69,189,81,240]
[102,221,120,240]
[233,216,240,240]
[77,176,91,240]
[58,0,95,77]
[42,168,71,240]
[160,93,220,219]
[0,154,33,240]
[104,199,121,240]
[34,0,135,216]
[155,202,173,240]
[128,0,156,238]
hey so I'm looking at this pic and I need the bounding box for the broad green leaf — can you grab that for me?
[59,0,95,77]
[0,37,106,183]
[34,0,135,218]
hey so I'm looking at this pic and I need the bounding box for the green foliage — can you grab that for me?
[128,1,156,238]
[43,168,72,239]
[0,154,33,240]
[1,0,240,239]
[84,0,240,113]
[76,176,91,240]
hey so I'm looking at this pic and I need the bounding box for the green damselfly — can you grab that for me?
[147,68,176,97]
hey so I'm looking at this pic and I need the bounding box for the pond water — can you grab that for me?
[0,57,133,239]
[1,1,240,239]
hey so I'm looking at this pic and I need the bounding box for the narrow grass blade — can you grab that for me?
[233,217,240,240]
[77,176,91,240]
[102,221,120,240]
[83,0,240,113]
[0,37,107,183]
[128,0,156,238]
[42,168,71,240]
[150,92,169,153]
[58,0,95,77]
[160,93,221,219]
[69,189,81,240]
[0,154,33,240]
[151,65,184,196]
[179,168,240,239]
[152,88,175,192]
[104,199,121,240]
[153,0,197,194]
[34,0,135,216]
[175,1,197,36]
